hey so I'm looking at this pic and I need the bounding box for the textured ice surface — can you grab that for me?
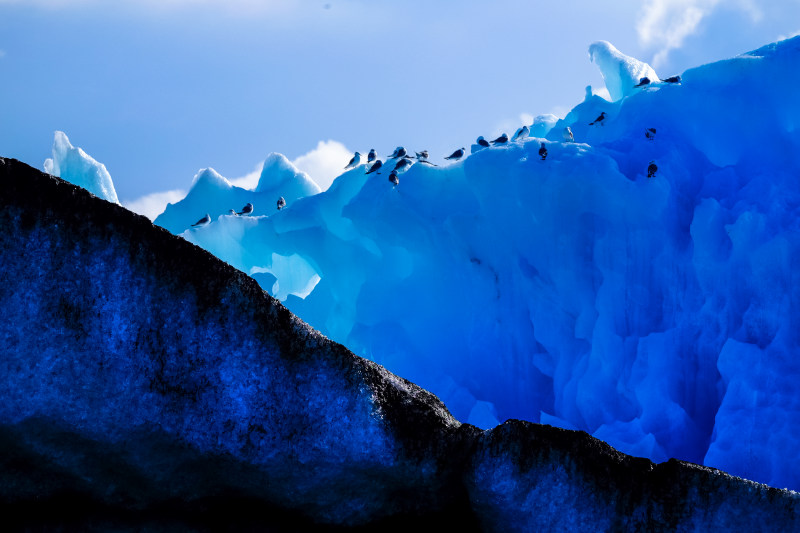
[159,37,800,491]
[154,154,321,234]
[588,41,659,101]
[43,131,119,204]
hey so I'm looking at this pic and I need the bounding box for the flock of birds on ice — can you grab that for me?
[191,76,678,228]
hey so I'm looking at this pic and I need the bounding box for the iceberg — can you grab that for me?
[148,37,800,490]
[43,131,119,204]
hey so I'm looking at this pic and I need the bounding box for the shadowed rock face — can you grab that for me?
[0,156,797,531]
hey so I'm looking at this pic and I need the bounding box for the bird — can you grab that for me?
[491,133,509,145]
[366,160,383,174]
[445,148,466,161]
[237,203,254,215]
[367,149,377,164]
[634,77,651,88]
[589,112,607,125]
[477,136,490,148]
[663,75,681,84]
[393,158,413,172]
[563,127,574,142]
[277,197,286,210]
[645,128,656,140]
[415,150,429,160]
[538,143,548,161]
[647,161,658,178]
[512,125,530,142]
[228,209,237,215]
[388,146,407,159]
[389,170,399,186]
[191,214,211,227]
[344,152,362,169]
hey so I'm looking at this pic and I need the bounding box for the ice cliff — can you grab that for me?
[166,37,800,491]
[1,157,798,531]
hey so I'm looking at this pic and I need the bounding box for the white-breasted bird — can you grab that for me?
[388,146,407,159]
[512,125,530,142]
[563,127,574,142]
[366,160,383,174]
[491,133,509,145]
[589,112,607,126]
[345,152,362,169]
[277,197,286,210]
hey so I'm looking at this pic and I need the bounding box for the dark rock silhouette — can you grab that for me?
[0,156,797,531]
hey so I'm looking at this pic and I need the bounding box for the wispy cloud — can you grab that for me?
[637,0,719,68]
[637,0,768,68]
[123,189,186,220]
[291,140,352,191]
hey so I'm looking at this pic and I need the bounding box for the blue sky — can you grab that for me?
[1,0,799,217]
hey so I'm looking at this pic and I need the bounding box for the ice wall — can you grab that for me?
[174,38,800,490]
[43,131,119,204]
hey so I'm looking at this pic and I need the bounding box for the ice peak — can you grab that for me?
[256,152,321,196]
[190,167,231,191]
[43,130,119,204]
[588,41,659,101]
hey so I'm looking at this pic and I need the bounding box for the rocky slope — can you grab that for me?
[0,156,797,531]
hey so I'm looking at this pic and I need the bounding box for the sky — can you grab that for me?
[1,0,799,218]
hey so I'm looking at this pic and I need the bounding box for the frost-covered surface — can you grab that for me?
[154,153,321,234]
[176,37,800,491]
[2,157,799,531]
[43,131,119,204]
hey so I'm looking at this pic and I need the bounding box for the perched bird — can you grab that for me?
[647,161,658,178]
[445,147,466,161]
[645,128,657,140]
[237,203,254,215]
[563,127,574,143]
[589,111,607,125]
[634,77,651,88]
[415,150,429,160]
[491,133,509,145]
[277,197,286,210]
[228,209,237,215]
[389,170,399,186]
[388,146,407,159]
[344,152,362,169]
[477,136,490,147]
[191,214,211,227]
[367,149,377,164]
[663,75,681,84]
[366,160,383,174]
[538,142,548,161]
[512,125,530,142]
[393,158,413,172]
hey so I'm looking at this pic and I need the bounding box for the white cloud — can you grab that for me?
[291,140,352,191]
[637,0,769,68]
[123,189,186,220]
[229,163,262,190]
[637,0,718,68]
